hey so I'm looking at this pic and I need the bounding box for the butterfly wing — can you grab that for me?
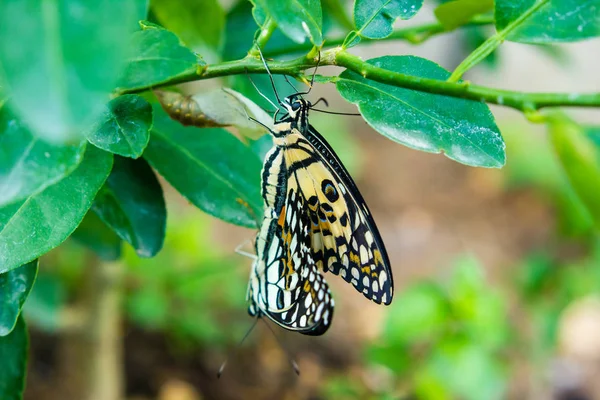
[281,126,394,305]
[247,189,334,335]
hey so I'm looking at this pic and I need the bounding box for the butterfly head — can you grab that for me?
[282,95,311,120]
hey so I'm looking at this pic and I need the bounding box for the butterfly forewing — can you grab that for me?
[278,126,394,305]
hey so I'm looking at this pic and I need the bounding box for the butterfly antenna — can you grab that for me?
[217,317,260,378]
[297,50,321,96]
[245,69,280,115]
[227,84,275,132]
[235,238,257,260]
[284,75,300,93]
[255,44,282,105]
[311,97,328,108]
[311,108,362,116]
[260,318,300,376]
[309,50,321,93]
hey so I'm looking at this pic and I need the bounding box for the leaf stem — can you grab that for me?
[248,17,278,56]
[448,0,550,82]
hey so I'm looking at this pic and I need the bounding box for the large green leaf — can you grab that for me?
[71,211,122,261]
[0,261,38,336]
[496,0,600,43]
[337,56,505,168]
[144,104,263,228]
[549,115,600,230]
[322,0,354,30]
[92,156,165,257]
[353,0,424,39]
[435,0,494,30]
[86,95,153,159]
[0,315,28,400]
[0,106,85,207]
[254,0,323,45]
[117,23,201,91]
[0,0,141,143]
[0,146,113,273]
[150,0,225,62]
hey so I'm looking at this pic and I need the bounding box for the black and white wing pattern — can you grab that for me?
[276,125,394,305]
[247,189,334,335]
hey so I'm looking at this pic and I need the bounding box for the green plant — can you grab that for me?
[1,0,599,398]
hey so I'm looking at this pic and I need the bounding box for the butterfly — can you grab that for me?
[246,49,393,335]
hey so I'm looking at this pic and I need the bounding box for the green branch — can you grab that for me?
[333,50,599,112]
[120,42,600,114]
[448,0,550,82]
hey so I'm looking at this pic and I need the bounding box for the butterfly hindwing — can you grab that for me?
[247,187,334,335]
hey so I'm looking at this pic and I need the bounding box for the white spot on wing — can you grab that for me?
[299,314,307,327]
[360,245,369,264]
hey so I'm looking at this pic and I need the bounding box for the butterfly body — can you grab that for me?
[247,92,393,335]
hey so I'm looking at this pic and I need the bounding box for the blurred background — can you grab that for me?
[22,1,600,399]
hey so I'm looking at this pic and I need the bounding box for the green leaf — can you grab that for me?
[549,115,600,230]
[587,126,600,146]
[150,0,225,62]
[224,0,295,60]
[92,156,165,257]
[0,146,113,273]
[86,95,153,159]
[0,0,141,143]
[117,23,201,91]
[71,212,122,261]
[0,106,85,207]
[353,0,424,39]
[496,0,600,43]
[337,56,505,168]
[0,261,38,336]
[144,104,263,228]
[224,0,262,60]
[0,315,28,400]
[22,272,66,333]
[135,1,150,20]
[322,0,354,30]
[254,0,323,44]
[435,0,493,30]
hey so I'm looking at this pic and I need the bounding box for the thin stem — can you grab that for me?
[249,18,278,56]
[263,15,495,58]
[448,0,550,82]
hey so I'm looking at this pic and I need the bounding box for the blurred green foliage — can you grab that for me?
[323,256,510,400]
[122,203,249,347]
[27,200,251,350]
